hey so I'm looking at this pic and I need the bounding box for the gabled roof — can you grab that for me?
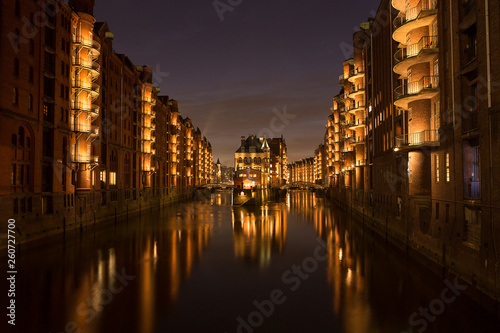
[235,135,269,153]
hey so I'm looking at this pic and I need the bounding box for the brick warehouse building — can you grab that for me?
[303,0,500,314]
[0,0,213,242]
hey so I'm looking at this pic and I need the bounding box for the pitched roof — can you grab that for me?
[235,135,269,153]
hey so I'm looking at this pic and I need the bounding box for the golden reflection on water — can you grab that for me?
[232,205,287,268]
[292,190,372,333]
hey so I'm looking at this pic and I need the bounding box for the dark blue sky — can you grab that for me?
[94,0,377,166]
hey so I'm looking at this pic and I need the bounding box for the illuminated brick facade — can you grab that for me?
[303,0,500,310]
[0,0,212,242]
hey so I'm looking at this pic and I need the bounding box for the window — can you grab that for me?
[28,94,33,111]
[11,134,17,146]
[433,100,440,130]
[436,202,440,219]
[18,127,24,147]
[29,67,34,83]
[29,39,34,55]
[13,88,18,106]
[14,58,19,76]
[110,172,116,185]
[11,165,16,185]
[14,29,20,50]
[435,154,440,183]
[60,107,64,122]
[445,153,450,182]
[60,84,64,97]
[100,170,106,182]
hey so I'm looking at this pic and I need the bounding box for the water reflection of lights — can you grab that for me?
[346,268,352,286]
[232,206,287,268]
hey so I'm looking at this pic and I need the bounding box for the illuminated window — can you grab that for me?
[445,153,450,183]
[435,155,440,183]
[110,172,116,185]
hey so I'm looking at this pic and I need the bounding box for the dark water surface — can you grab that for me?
[2,191,499,333]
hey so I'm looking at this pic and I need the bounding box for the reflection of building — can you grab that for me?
[232,206,287,268]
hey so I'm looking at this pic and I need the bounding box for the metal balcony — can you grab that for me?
[394,36,439,75]
[394,76,439,109]
[393,0,438,44]
[348,67,365,83]
[395,129,440,150]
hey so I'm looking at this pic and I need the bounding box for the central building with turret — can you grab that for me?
[234,135,271,189]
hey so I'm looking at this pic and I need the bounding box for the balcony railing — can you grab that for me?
[71,154,99,164]
[395,129,440,148]
[347,101,366,111]
[464,180,480,199]
[73,123,99,135]
[349,67,365,77]
[349,83,366,94]
[73,37,101,53]
[395,76,439,100]
[71,102,100,116]
[394,36,438,63]
[73,80,100,95]
[73,58,101,74]
[393,0,438,29]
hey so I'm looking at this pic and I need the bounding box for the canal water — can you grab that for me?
[2,191,499,333]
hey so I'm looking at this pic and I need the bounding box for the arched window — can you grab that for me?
[30,13,34,27]
[29,67,34,83]
[253,157,258,164]
[258,157,261,164]
[11,134,17,146]
[13,88,18,106]
[26,137,30,149]
[14,58,19,76]
[28,94,33,111]
[18,127,25,147]
[238,157,242,163]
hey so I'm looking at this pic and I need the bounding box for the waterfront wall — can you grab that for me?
[328,187,500,318]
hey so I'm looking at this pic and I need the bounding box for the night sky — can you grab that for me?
[93,0,376,166]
